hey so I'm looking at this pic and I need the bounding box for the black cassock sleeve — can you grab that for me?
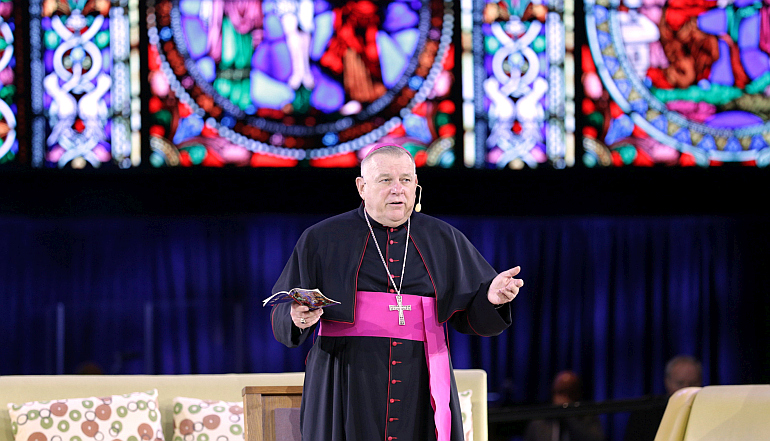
[447,283,512,336]
[270,229,320,348]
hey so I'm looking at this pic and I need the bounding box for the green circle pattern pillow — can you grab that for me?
[170,398,243,441]
[7,390,164,441]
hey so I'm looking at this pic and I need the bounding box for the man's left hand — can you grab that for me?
[488,266,523,305]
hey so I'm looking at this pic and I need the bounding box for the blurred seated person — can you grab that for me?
[524,370,605,441]
[623,355,703,441]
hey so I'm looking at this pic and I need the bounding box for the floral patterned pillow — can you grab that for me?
[170,397,244,441]
[7,390,163,441]
[459,389,474,441]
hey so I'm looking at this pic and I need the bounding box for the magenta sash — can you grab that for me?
[318,291,452,441]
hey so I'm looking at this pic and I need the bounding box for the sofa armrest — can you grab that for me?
[653,387,700,441]
[678,385,770,441]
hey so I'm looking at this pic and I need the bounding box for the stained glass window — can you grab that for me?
[29,0,141,169]
[5,0,768,172]
[462,0,576,169]
[0,0,17,165]
[146,0,457,168]
[583,0,770,167]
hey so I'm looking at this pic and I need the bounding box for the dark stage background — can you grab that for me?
[2,166,770,440]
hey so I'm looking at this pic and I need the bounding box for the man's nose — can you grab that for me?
[390,182,405,193]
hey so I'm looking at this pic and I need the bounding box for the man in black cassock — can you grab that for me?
[270,145,523,441]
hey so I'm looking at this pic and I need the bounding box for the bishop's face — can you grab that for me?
[356,154,418,227]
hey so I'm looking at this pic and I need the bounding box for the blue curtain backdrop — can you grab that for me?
[2,213,769,403]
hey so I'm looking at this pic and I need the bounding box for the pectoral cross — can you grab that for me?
[389,294,412,326]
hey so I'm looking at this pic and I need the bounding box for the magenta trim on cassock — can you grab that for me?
[318,291,452,441]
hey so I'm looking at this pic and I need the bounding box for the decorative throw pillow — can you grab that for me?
[170,397,244,441]
[458,389,474,441]
[7,390,163,441]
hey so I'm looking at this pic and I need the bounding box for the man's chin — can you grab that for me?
[386,208,412,222]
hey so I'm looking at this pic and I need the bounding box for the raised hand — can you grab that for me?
[487,266,524,305]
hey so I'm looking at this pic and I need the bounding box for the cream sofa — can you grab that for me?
[1,370,488,441]
[654,384,770,441]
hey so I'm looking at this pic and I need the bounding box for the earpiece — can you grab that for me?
[415,184,423,212]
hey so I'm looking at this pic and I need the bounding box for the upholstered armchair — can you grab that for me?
[654,385,770,441]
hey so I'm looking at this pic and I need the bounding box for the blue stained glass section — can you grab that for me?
[604,56,620,75]
[250,70,295,109]
[651,115,668,133]
[605,114,634,145]
[310,11,334,61]
[673,129,691,145]
[594,5,608,24]
[738,13,760,50]
[322,132,338,146]
[724,137,742,152]
[263,14,285,41]
[309,67,345,113]
[179,0,201,16]
[615,78,632,98]
[377,31,409,88]
[196,57,217,83]
[710,40,734,85]
[597,30,612,50]
[182,17,208,60]
[253,41,292,82]
[383,2,419,32]
[409,76,423,90]
[698,8,727,35]
[740,48,770,80]
[707,110,763,129]
[393,29,420,59]
[698,135,717,151]
[173,115,204,144]
[630,100,648,115]
[403,114,433,143]
[751,135,769,150]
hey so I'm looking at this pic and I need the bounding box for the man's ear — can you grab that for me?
[355,177,366,199]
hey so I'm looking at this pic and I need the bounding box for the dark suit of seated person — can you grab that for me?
[524,371,605,441]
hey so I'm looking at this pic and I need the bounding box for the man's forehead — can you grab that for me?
[363,155,415,176]
[373,170,415,177]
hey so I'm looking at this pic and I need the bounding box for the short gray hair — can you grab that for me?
[665,355,702,379]
[360,145,415,177]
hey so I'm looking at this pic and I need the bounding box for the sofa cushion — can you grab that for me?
[7,390,164,441]
[458,389,473,441]
[170,398,243,441]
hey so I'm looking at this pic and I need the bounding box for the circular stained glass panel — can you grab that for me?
[147,0,456,167]
[583,0,770,166]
